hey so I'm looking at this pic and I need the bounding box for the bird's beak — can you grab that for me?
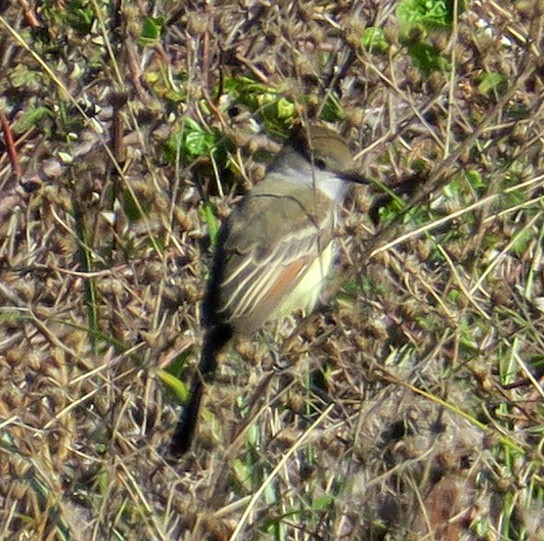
[340,170,371,185]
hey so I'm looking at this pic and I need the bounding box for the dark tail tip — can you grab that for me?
[169,324,233,457]
[170,380,204,456]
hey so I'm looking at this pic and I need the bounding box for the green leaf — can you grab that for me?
[510,228,535,257]
[407,42,450,75]
[138,16,164,46]
[319,94,345,122]
[163,118,227,164]
[201,203,220,246]
[12,106,53,132]
[465,170,485,190]
[157,369,190,403]
[223,76,295,134]
[361,28,390,54]
[477,72,507,95]
[276,96,295,119]
[122,188,148,222]
[63,0,95,34]
[184,119,216,156]
[232,458,253,491]
[311,494,334,510]
[397,0,461,32]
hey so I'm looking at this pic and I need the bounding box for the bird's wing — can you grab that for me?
[216,182,336,334]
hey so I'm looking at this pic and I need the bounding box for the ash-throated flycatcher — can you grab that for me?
[170,124,367,455]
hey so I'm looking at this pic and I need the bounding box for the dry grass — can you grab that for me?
[0,1,543,540]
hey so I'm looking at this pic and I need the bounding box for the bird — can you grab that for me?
[170,123,367,456]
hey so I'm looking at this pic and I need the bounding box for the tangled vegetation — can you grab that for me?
[0,1,543,539]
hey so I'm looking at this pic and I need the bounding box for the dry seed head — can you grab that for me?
[131,179,157,201]
[3,385,24,410]
[234,338,257,360]
[250,161,267,182]
[174,207,193,231]
[296,56,317,79]
[470,361,489,381]
[436,449,462,472]
[383,26,400,46]
[275,426,302,448]
[44,350,67,383]
[180,283,201,304]
[322,338,341,357]
[399,300,419,321]
[214,199,231,220]
[344,107,365,126]
[32,304,55,320]
[364,319,388,341]
[11,480,29,500]
[518,0,544,16]
[26,351,42,372]
[50,233,77,255]
[13,279,36,302]
[446,239,468,262]
[154,195,169,213]
[345,28,361,49]
[415,239,432,260]
[97,276,122,297]
[6,347,25,366]
[509,123,529,146]
[141,261,164,284]
[63,328,88,349]
[370,247,390,267]
[201,515,235,540]
[300,323,317,342]
[428,71,446,92]
[42,185,72,211]
[535,0,544,15]
[140,330,161,348]
[354,334,372,351]
[405,67,423,88]
[123,4,142,35]
[286,393,306,413]
[495,475,513,493]
[187,13,209,34]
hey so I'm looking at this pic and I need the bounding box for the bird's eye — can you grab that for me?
[228,105,240,117]
[314,157,327,169]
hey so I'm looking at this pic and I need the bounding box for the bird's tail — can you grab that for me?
[170,324,233,456]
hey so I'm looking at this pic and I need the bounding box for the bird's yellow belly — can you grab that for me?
[271,241,335,320]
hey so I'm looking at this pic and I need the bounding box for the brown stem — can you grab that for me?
[0,110,22,180]
[17,0,41,30]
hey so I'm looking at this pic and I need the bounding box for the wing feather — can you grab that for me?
[214,181,337,334]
